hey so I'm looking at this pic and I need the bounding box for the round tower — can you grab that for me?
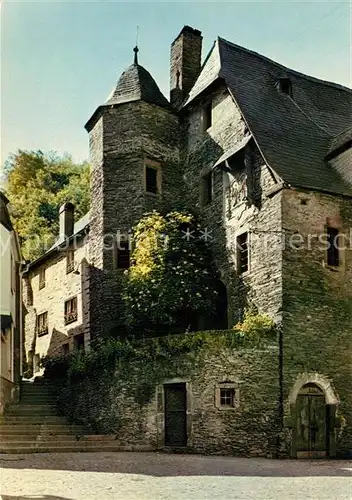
[85,48,180,338]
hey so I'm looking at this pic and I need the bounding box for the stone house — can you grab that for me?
[0,192,22,412]
[22,204,90,374]
[23,26,352,457]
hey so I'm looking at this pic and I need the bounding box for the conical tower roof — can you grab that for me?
[106,63,170,108]
[85,49,170,131]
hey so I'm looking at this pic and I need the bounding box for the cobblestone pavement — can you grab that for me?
[0,452,351,500]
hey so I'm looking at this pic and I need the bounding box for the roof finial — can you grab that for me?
[133,25,139,65]
[133,45,139,65]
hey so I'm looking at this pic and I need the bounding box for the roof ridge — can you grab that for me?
[218,37,352,93]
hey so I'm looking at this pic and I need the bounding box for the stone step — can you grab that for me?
[7,405,58,416]
[0,424,87,434]
[20,390,55,396]
[19,400,57,406]
[0,434,115,442]
[0,415,68,424]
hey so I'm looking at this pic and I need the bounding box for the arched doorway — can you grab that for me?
[294,383,329,458]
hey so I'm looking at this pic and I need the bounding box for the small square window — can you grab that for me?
[237,232,249,274]
[64,297,77,325]
[201,171,213,206]
[215,384,239,410]
[220,388,234,407]
[327,227,339,267]
[39,268,45,290]
[66,250,75,274]
[37,312,48,337]
[203,100,212,131]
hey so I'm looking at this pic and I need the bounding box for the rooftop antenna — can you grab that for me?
[133,25,139,64]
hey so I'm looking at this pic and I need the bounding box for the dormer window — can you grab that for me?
[276,78,292,97]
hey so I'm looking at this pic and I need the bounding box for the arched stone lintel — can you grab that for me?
[289,373,339,405]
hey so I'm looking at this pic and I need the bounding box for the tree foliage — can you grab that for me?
[123,210,219,333]
[5,150,90,260]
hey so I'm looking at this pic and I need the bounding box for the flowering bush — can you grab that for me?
[123,210,218,332]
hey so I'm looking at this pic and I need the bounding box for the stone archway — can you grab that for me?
[289,373,338,458]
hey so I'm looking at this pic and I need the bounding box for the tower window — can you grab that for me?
[203,100,212,131]
[327,227,339,267]
[144,161,161,195]
[237,232,249,274]
[201,171,213,206]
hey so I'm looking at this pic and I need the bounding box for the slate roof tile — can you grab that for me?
[106,63,170,109]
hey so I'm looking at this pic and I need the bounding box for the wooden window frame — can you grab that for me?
[144,159,162,196]
[215,383,239,411]
[39,268,46,290]
[37,312,48,337]
[66,249,75,274]
[64,296,78,325]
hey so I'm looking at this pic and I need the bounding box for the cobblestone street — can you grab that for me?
[0,452,351,500]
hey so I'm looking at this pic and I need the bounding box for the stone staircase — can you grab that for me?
[0,379,123,453]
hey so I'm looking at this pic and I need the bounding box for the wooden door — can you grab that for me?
[296,384,328,458]
[164,383,187,447]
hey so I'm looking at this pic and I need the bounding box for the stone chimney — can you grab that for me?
[170,26,202,108]
[59,202,74,240]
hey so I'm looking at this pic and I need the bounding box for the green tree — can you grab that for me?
[123,210,219,333]
[5,150,90,260]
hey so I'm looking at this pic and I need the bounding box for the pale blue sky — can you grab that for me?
[1,1,351,165]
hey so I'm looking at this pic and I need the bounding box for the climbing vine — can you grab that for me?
[42,323,277,433]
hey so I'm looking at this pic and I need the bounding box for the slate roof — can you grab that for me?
[184,37,352,197]
[85,63,170,131]
[106,63,170,108]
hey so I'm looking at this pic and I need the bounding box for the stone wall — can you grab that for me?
[23,237,90,368]
[281,188,352,456]
[0,376,15,415]
[182,84,283,325]
[57,334,280,457]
